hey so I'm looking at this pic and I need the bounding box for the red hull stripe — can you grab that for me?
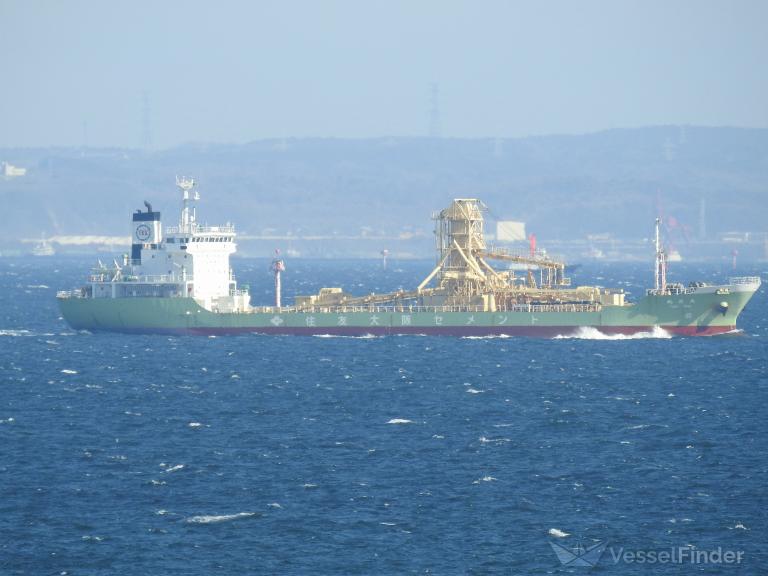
[100,325,736,337]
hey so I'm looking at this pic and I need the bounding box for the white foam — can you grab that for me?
[461,334,511,340]
[0,329,32,337]
[188,422,202,428]
[387,418,413,424]
[466,387,485,394]
[479,436,510,444]
[61,369,78,374]
[313,333,379,339]
[185,512,257,524]
[720,328,745,336]
[549,528,570,538]
[473,475,497,484]
[553,326,672,340]
[164,464,184,473]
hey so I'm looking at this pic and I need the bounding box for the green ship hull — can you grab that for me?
[58,285,756,337]
[56,195,761,337]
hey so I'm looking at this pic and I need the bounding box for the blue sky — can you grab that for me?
[1,0,766,147]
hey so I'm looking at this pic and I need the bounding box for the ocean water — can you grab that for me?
[1,257,767,575]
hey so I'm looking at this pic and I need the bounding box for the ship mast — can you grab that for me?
[654,217,667,292]
[271,250,286,308]
[176,176,199,232]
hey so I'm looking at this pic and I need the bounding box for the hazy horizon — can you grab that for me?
[2,0,767,148]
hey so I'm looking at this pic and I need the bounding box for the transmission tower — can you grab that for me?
[141,91,153,150]
[428,83,441,138]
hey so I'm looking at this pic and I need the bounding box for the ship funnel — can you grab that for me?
[144,200,153,213]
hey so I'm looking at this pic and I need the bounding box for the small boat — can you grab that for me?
[32,235,55,257]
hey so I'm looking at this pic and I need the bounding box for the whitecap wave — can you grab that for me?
[732,522,748,530]
[461,334,511,340]
[479,436,510,444]
[473,475,497,484]
[313,333,379,339]
[0,329,32,337]
[61,369,78,374]
[553,326,671,340]
[185,512,257,524]
[387,418,413,424]
[549,528,570,538]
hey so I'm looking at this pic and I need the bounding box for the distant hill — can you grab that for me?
[1,126,767,254]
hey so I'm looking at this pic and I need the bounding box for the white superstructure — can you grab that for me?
[2,161,27,178]
[86,177,250,312]
[32,234,55,256]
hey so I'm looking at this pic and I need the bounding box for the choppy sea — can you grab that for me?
[1,257,767,575]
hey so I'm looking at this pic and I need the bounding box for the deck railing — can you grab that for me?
[729,276,762,286]
[253,303,601,315]
[165,225,235,235]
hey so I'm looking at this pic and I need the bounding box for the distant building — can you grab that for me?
[495,221,526,242]
[720,231,753,244]
[2,162,27,178]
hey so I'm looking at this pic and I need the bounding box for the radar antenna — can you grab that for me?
[654,217,667,292]
[176,176,199,231]
[270,249,286,308]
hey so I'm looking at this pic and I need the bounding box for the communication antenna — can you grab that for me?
[141,91,153,150]
[270,249,286,308]
[176,176,199,230]
[493,137,503,158]
[428,83,441,138]
[698,198,706,240]
[654,218,667,292]
[663,137,675,162]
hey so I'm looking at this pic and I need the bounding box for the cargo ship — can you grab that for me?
[58,178,761,336]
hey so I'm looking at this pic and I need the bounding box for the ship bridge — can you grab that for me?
[71,177,250,313]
